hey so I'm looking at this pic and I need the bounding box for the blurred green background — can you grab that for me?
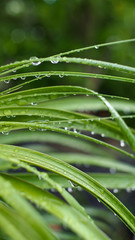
[1,0,135,96]
[1,0,135,98]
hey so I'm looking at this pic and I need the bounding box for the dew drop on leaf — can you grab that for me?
[109,168,116,174]
[21,76,26,80]
[2,131,9,135]
[59,74,64,78]
[126,188,131,193]
[51,59,59,64]
[30,56,41,66]
[38,174,41,180]
[113,189,118,193]
[69,180,74,187]
[4,80,10,84]
[31,102,37,106]
[120,140,125,147]
[67,187,73,192]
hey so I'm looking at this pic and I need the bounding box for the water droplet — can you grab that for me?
[35,75,40,79]
[51,188,56,192]
[73,128,77,133]
[120,140,125,147]
[101,133,105,137]
[12,69,16,73]
[4,80,10,84]
[31,102,37,106]
[30,56,41,66]
[78,187,82,191]
[2,131,9,135]
[51,59,59,64]
[59,74,64,78]
[113,189,118,193]
[109,168,116,174]
[29,127,35,131]
[21,76,26,80]
[95,46,99,49]
[38,175,41,180]
[67,187,72,192]
[91,131,95,135]
[126,188,131,193]
[64,127,68,130]
[69,180,74,187]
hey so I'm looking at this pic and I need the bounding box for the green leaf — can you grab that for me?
[12,172,135,191]
[0,173,110,240]
[0,144,134,234]
[49,153,135,173]
[0,176,58,240]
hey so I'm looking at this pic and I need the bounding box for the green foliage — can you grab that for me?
[0,40,135,240]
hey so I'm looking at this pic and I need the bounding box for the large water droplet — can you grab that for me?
[30,56,41,66]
